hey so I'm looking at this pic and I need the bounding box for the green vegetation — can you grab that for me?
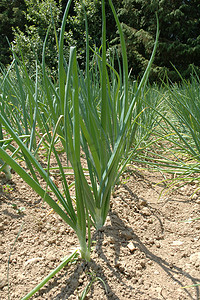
[0,0,200,298]
[0,0,26,65]
[111,0,200,81]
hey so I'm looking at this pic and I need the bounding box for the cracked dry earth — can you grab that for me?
[0,166,200,300]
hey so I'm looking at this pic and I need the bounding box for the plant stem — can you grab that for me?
[77,229,90,262]
[21,250,79,300]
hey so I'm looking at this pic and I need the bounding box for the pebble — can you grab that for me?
[147,260,153,265]
[24,257,44,266]
[127,241,136,253]
[155,241,161,248]
[140,260,146,268]
[101,240,107,246]
[44,241,49,247]
[141,207,151,216]
[172,240,183,246]
[138,199,148,207]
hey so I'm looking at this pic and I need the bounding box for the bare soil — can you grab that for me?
[0,165,200,300]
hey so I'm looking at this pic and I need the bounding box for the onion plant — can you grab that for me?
[0,0,159,298]
[135,71,200,194]
[0,54,45,179]
[161,71,200,188]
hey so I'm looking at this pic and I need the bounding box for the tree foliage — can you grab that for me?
[116,0,200,81]
[12,0,64,72]
[67,0,200,81]
[1,0,199,81]
[0,0,26,65]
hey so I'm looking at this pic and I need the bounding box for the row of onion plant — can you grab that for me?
[131,70,200,196]
[0,0,159,298]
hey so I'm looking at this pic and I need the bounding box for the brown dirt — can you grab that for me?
[0,166,200,300]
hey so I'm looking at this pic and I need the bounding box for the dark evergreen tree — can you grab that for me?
[113,0,200,81]
[0,0,26,65]
[66,0,200,81]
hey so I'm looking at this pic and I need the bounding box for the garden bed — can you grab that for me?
[0,166,200,299]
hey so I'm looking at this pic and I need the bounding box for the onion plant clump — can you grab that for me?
[0,0,158,298]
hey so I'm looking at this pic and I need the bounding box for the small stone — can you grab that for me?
[141,207,151,216]
[127,242,136,253]
[24,257,44,266]
[43,241,49,247]
[155,241,161,248]
[140,260,146,268]
[138,199,147,207]
[172,240,184,246]
[156,235,164,240]
[102,240,108,246]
